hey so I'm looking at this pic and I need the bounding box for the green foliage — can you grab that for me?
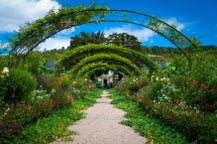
[185,77,217,112]
[0,74,97,142]
[70,53,141,76]
[115,53,217,143]
[0,68,37,104]
[24,51,45,75]
[68,31,106,49]
[58,44,158,72]
[9,5,109,56]
[105,32,141,51]
[77,62,132,78]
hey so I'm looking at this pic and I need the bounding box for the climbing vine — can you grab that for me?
[58,44,158,71]
[8,5,196,68]
[76,62,132,78]
[70,53,140,75]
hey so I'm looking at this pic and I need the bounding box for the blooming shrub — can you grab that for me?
[0,74,96,142]
[186,78,217,112]
[115,66,217,143]
[0,68,37,104]
[115,71,149,98]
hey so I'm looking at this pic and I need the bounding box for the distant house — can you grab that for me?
[46,60,55,69]
[97,70,118,88]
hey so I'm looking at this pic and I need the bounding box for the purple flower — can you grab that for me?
[10,124,22,131]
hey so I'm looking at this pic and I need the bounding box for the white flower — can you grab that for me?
[51,89,56,94]
[2,67,9,76]
[155,77,159,81]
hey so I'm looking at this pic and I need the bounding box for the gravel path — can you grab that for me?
[51,90,147,144]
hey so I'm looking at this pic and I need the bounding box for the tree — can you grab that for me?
[105,32,141,51]
[68,31,106,49]
[68,31,142,51]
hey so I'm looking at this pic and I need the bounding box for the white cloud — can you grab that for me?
[0,0,61,32]
[103,17,185,43]
[103,25,155,42]
[38,28,75,51]
[58,28,75,36]
[38,36,71,51]
[163,17,185,31]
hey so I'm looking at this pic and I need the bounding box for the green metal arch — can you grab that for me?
[8,5,195,67]
[70,53,140,74]
[59,44,158,71]
[83,66,126,79]
[77,62,133,78]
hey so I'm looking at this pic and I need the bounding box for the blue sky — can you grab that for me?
[0,0,217,51]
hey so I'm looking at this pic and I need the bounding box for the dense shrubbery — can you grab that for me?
[115,53,217,143]
[0,66,96,142]
[0,68,37,104]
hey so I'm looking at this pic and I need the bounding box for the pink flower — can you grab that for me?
[10,124,22,131]
[51,99,55,108]
[194,81,199,85]
[168,115,174,122]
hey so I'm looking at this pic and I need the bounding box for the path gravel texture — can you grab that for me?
[51,90,147,144]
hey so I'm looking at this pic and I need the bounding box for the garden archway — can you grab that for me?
[76,62,132,78]
[70,53,140,75]
[58,44,158,72]
[9,5,196,67]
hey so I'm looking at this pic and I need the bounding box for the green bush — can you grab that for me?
[1,68,37,104]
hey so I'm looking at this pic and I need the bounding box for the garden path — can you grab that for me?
[51,90,147,144]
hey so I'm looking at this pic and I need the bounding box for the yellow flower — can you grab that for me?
[41,59,46,64]
[32,51,39,57]
[54,136,58,140]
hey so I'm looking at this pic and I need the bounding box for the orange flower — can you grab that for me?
[191,85,195,89]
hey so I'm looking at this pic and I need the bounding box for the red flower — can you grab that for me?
[200,84,206,90]
[194,81,199,85]
[208,89,214,94]
[191,85,195,89]
[214,85,217,90]
[168,115,174,122]
[204,103,211,111]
